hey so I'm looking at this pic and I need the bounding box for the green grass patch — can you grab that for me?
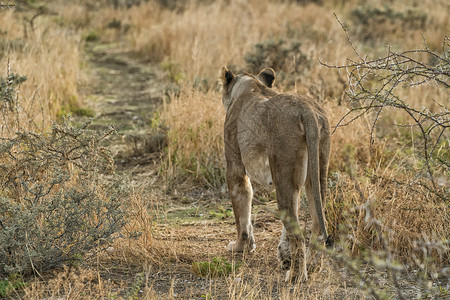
[208,206,232,220]
[57,105,95,119]
[0,274,27,297]
[192,257,239,278]
[85,30,100,42]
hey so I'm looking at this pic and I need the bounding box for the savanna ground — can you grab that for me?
[0,0,448,299]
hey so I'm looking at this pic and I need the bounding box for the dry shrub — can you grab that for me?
[326,99,448,275]
[162,88,225,188]
[0,117,131,276]
[0,68,134,278]
[347,0,449,49]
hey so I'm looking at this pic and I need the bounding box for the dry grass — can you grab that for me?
[127,1,347,84]
[0,9,81,133]
[1,0,448,298]
[162,87,225,188]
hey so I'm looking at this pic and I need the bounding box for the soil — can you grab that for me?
[80,43,165,168]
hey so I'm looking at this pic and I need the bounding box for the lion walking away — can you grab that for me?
[220,66,331,282]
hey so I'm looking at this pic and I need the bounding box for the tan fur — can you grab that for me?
[220,66,331,282]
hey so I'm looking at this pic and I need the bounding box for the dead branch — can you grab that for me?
[320,16,449,201]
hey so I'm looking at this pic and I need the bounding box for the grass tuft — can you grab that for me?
[192,257,240,278]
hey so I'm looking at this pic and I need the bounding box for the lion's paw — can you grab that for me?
[227,241,239,252]
[227,240,255,252]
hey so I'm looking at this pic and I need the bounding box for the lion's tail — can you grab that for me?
[303,114,328,239]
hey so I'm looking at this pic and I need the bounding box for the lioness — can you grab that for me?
[220,66,331,281]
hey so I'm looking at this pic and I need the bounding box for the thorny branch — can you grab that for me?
[0,3,15,10]
[320,16,449,201]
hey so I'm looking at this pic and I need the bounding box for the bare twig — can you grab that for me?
[333,13,363,61]
[0,3,15,10]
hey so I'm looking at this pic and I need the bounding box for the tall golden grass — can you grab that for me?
[162,88,225,188]
[0,9,81,133]
[128,1,347,83]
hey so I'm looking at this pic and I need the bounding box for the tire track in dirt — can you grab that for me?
[80,43,165,173]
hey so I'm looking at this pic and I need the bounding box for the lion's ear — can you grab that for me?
[257,68,275,88]
[220,66,234,85]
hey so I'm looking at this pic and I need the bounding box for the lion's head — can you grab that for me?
[219,66,276,110]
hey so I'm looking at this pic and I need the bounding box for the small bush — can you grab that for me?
[244,38,315,90]
[0,117,129,276]
[84,30,100,42]
[350,5,427,41]
[244,38,310,77]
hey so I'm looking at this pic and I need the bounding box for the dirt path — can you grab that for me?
[80,43,164,173]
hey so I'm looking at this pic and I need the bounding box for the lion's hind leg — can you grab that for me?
[272,157,308,282]
[227,174,255,252]
[278,197,307,283]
